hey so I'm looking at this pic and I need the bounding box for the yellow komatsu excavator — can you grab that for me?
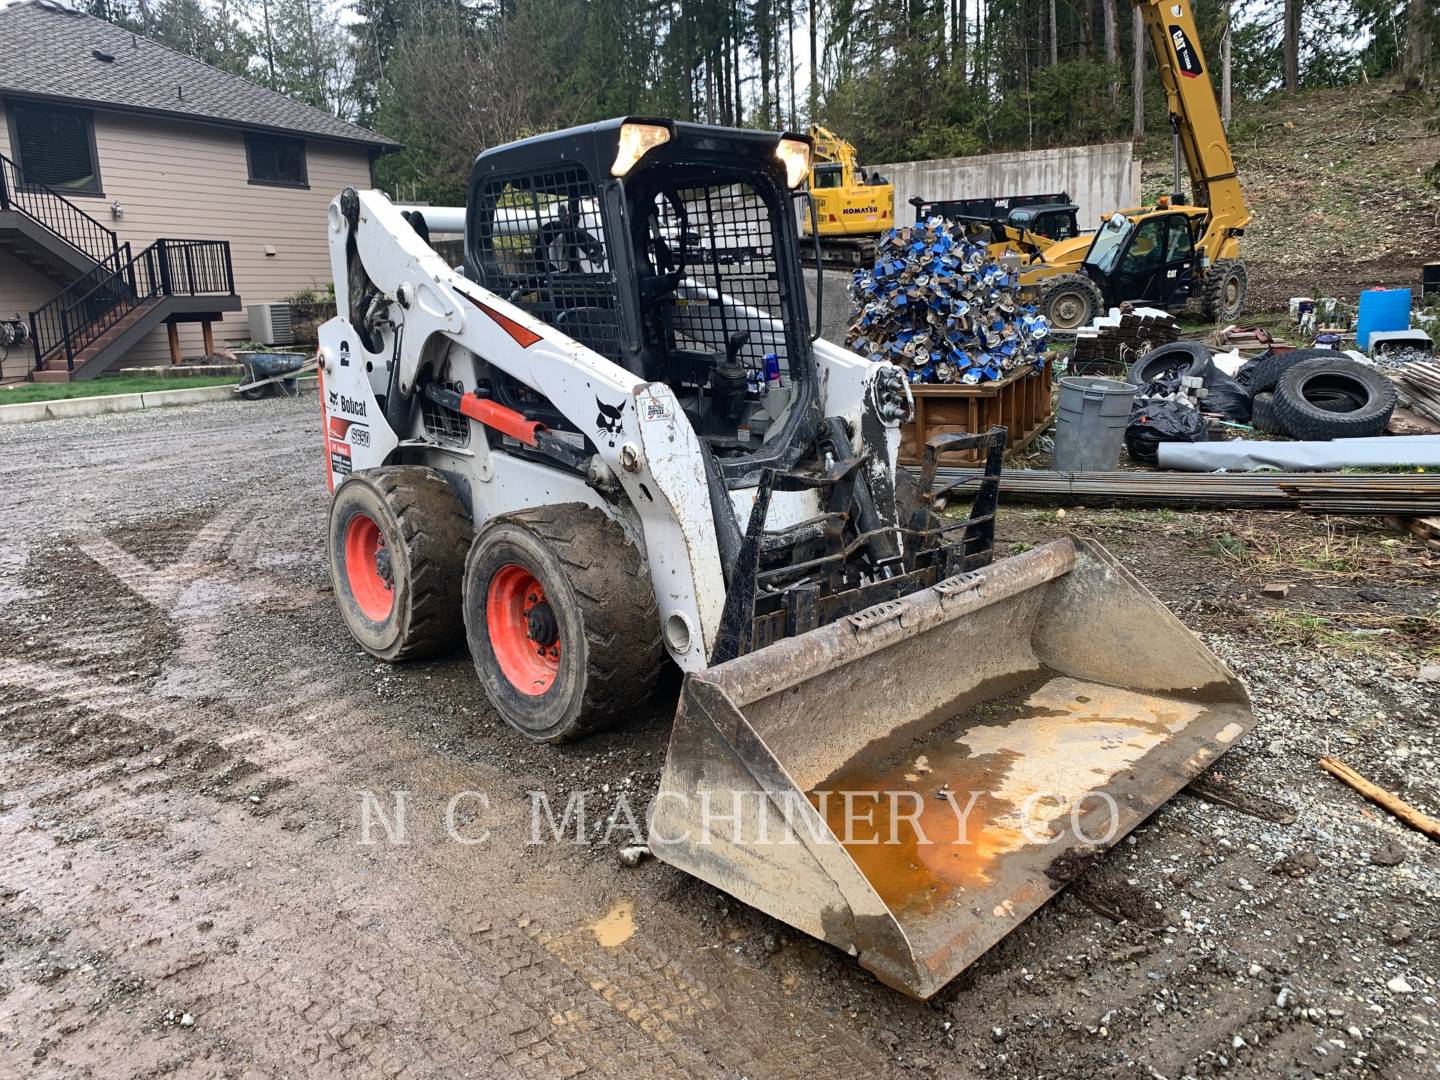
[801,124,895,266]
[1014,0,1251,330]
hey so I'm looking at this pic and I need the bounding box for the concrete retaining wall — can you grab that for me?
[876,142,1140,230]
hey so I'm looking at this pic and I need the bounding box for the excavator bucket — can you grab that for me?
[650,537,1253,998]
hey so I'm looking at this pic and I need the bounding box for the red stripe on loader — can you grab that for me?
[459,291,543,348]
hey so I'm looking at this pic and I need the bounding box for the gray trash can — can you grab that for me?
[1052,376,1138,472]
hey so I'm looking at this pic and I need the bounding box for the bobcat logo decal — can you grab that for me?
[595,396,625,447]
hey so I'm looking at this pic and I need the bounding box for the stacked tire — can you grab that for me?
[1240,349,1395,440]
[1270,357,1397,440]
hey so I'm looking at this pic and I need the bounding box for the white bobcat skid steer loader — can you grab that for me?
[319,118,1254,998]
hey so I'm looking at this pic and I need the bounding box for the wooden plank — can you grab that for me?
[166,320,181,366]
[1320,756,1440,842]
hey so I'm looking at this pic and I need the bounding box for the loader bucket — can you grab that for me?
[650,537,1253,998]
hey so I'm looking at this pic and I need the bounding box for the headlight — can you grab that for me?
[774,137,811,190]
[612,122,671,177]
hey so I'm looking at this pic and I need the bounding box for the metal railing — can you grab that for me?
[29,238,235,372]
[0,151,119,266]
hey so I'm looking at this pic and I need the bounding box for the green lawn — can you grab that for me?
[0,374,238,406]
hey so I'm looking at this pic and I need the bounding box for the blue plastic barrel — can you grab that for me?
[1356,288,1411,349]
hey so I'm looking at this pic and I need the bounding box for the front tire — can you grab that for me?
[1201,260,1248,323]
[463,505,664,743]
[1037,273,1104,332]
[328,467,470,661]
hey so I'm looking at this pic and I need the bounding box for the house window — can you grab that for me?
[245,133,307,187]
[7,101,102,195]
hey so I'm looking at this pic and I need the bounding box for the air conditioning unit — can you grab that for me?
[247,303,294,346]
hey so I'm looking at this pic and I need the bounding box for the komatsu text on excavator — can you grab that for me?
[319,116,1254,998]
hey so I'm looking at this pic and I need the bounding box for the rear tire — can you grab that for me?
[1201,260,1248,322]
[463,505,664,743]
[328,467,470,661]
[1037,273,1104,332]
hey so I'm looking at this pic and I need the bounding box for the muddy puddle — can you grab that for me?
[807,669,1216,917]
[590,899,637,947]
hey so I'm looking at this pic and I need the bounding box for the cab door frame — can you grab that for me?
[1111,212,1196,309]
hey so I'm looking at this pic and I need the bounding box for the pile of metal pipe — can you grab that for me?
[914,467,1440,516]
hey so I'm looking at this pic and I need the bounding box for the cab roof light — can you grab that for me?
[774,137,811,189]
[612,123,671,177]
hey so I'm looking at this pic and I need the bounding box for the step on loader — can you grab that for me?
[318,117,1254,998]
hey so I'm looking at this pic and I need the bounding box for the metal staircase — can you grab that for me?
[0,151,119,283]
[29,238,239,382]
[1,150,240,382]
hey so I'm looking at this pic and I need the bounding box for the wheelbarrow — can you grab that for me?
[235,351,315,399]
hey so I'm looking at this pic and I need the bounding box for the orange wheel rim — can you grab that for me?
[344,512,394,622]
[487,563,560,695]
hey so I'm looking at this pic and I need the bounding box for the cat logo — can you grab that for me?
[595,396,625,447]
[1169,25,1202,78]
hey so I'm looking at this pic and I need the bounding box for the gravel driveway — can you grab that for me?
[0,394,1436,1079]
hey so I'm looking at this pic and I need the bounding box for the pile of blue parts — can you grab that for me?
[845,217,1051,384]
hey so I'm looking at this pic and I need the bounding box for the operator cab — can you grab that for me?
[464,118,819,483]
[1082,209,1200,312]
[1007,203,1081,242]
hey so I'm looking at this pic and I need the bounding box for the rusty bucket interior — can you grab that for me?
[650,537,1254,998]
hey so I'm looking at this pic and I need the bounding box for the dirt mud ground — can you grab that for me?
[1,393,1438,1079]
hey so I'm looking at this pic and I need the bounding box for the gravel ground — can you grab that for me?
[0,394,1437,1079]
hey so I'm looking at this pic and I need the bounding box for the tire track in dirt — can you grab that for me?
[4,487,892,1077]
[0,664,708,1078]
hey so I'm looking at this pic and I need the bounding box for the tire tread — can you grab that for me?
[370,467,470,661]
[1272,358,1397,440]
[1037,272,1104,331]
[1201,259,1249,323]
[477,505,664,742]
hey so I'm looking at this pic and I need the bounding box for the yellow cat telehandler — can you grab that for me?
[1016,0,1252,330]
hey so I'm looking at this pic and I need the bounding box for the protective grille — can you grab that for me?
[419,382,470,446]
[655,182,793,386]
[472,165,622,363]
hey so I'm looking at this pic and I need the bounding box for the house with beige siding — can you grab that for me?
[0,0,397,381]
